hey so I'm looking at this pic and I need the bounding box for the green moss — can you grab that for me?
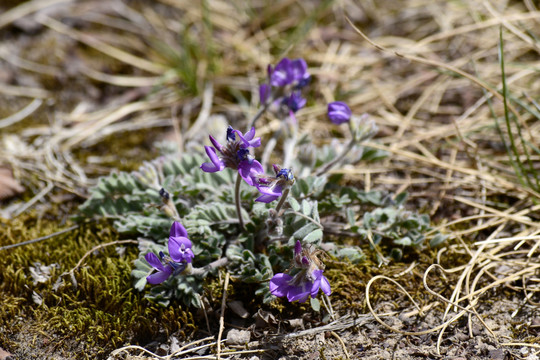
[0,216,196,359]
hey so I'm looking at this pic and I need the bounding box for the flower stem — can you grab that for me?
[248,93,274,129]
[314,136,356,176]
[190,257,229,276]
[275,188,290,214]
[235,172,245,231]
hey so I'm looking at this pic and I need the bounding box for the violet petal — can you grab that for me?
[145,252,165,271]
[327,101,352,124]
[147,268,172,284]
[170,221,188,238]
[269,273,293,298]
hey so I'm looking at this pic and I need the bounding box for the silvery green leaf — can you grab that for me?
[301,200,311,216]
[394,192,408,206]
[133,275,148,292]
[303,229,323,244]
[310,297,320,312]
[430,233,448,248]
[394,237,412,246]
[334,247,365,264]
[292,223,319,240]
[288,197,300,212]
[346,208,356,227]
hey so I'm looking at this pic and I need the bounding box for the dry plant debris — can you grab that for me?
[0,0,539,359]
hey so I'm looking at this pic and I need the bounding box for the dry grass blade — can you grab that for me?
[0,0,73,29]
[37,15,166,74]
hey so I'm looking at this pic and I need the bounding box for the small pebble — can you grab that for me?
[226,329,250,345]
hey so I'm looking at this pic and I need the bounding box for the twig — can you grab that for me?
[330,331,350,360]
[0,98,42,129]
[68,240,139,284]
[0,224,79,251]
[190,257,229,277]
[13,181,54,217]
[216,272,230,360]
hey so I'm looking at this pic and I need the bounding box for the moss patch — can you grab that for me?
[0,217,196,359]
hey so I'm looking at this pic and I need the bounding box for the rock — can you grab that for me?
[226,329,250,345]
[228,300,249,318]
[488,349,506,360]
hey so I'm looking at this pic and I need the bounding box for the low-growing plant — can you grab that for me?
[77,57,447,309]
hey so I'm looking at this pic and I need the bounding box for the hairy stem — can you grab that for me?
[190,257,229,276]
[275,188,290,214]
[314,136,356,176]
[235,172,245,230]
[248,92,275,129]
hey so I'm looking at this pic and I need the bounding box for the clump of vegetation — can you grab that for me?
[1,0,539,359]
[77,58,446,311]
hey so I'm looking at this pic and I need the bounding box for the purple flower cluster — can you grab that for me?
[201,125,295,204]
[259,58,311,116]
[200,126,263,186]
[269,241,331,303]
[145,221,194,284]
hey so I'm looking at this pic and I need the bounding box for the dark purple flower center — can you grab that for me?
[296,75,311,89]
[226,125,236,142]
[277,168,294,181]
[236,148,250,162]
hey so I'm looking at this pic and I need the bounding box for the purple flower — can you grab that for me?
[255,165,295,203]
[145,221,194,284]
[270,58,292,87]
[259,84,270,104]
[145,252,174,284]
[283,91,306,113]
[201,126,263,186]
[269,58,311,89]
[269,241,331,303]
[290,59,310,88]
[168,221,194,263]
[327,101,352,124]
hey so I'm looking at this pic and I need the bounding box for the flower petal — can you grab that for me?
[320,275,331,295]
[209,135,223,152]
[271,58,292,87]
[183,248,195,263]
[259,84,270,104]
[255,193,280,203]
[327,101,352,124]
[269,273,293,298]
[200,146,225,172]
[238,159,263,186]
[236,128,261,148]
[287,282,311,303]
[147,268,172,284]
[170,221,188,238]
[290,58,308,83]
[311,270,323,297]
[145,252,165,271]
[257,184,282,196]
[169,236,192,262]
[294,240,302,257]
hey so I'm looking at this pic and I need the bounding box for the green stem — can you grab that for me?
[248,92,275,129]
[499,28,535,190]
[275,188,290,214]
[235,172,245,230]
[314,136,357,176]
